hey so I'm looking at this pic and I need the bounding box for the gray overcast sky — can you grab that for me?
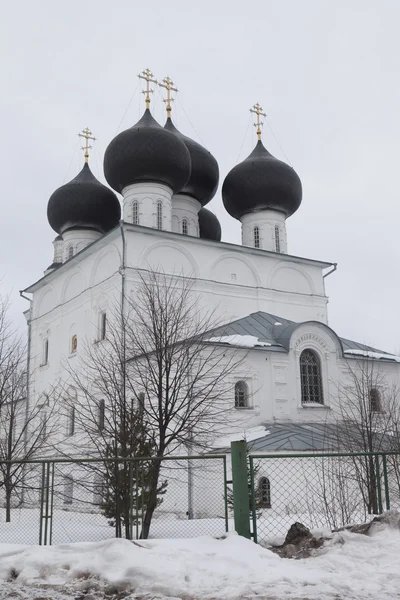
[1,0,399,351]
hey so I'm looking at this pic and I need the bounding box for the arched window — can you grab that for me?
[369,388,382,413]
[300,349,324,404]
[254,226,260,248]
[67,245,74,260]
[132,201,139,225]
[182,218,189,235]
[235,381,249,408]
[275,226,281,253]
[157,201,163,230]
[258,477,271,508]
[71,335,78,354]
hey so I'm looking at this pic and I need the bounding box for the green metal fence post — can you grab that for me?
[223,456,229,533]
[231,441,251,539]
[375,454,383,514]
[249,456,258,544]
[382,453,390,511]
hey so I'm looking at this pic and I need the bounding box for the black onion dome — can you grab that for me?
[104,109,191,194]
[164,118,219,206]
[222,141,302,220]
[47,163,121,235]
[198,208,221,241]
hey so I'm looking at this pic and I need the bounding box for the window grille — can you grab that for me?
[258,477,271,508]
[235,381,249,408]
[132,201,139,225]
[369,388,382,412]
[157,201,163,230]
[182,218,188,235]
[63,476,73,505]
[100,313,107,340]
[275,226,281,253]
[300,349,324,404]
[98,399,105,431]
[68,245,74,259]
[254,226,260,248]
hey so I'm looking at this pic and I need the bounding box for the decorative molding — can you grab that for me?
[293,332,330,352]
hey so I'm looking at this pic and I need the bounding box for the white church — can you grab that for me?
[22,69,400,463]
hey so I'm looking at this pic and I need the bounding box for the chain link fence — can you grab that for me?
[0,455,228,545]
[249,451,400,545]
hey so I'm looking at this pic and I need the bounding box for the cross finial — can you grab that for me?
[159,76,178,118]
[249,103,267,141]
[138,68,158,109]
[78,127,96,164]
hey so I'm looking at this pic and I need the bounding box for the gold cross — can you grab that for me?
[78,127,96,163]
[249,103,267,141]
[159,76,178,118]
[138,68,158,109]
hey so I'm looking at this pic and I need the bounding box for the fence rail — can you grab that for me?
[0,454,228,545]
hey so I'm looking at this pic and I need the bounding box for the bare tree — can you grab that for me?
[65,271,242,538]
[334,359,400,515]
[0,292,56,521]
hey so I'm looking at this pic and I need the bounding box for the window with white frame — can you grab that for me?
[182,218,189,235]
[234,381,249,408]
[41,338,49,366]
[156,201,163,230]
[369,388,382,412]
[258,476,271,508]
[274,226,281,253]
[300,349,324,404]
[63,476,73,505]
[93,472,104,505]
[132,201,139,225]
[99,312,107,341]
[67,406,75,436]
[67,245,74,260]
[254,226,260,248]
[98,399,105,431]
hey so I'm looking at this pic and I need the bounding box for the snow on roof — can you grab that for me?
[205,335,272,348]
[344,349,400,362]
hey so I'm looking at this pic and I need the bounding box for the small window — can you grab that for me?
[157,201,163,230]
[98,399,105,431]
[93,472,104,505]
[182,218,189,236]
[235,381,249,408]
[132,201,139,225]
[369,388,382,413]
[254,226,260,248]
[63,476,73,505]
[67,406,75,436]
[100,313,107,341]
[67,245,74,260]
[40,411,47,441]
[42,339,49,366]
[258,477,271,508]
[71,335,78,354]
[300,349,324,405]
[275,226,281,253]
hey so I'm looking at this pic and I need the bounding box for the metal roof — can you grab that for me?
[207,311,390,356]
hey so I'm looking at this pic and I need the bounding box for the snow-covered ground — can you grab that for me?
[1,526,400,599]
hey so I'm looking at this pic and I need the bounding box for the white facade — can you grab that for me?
[24,218,400,429]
